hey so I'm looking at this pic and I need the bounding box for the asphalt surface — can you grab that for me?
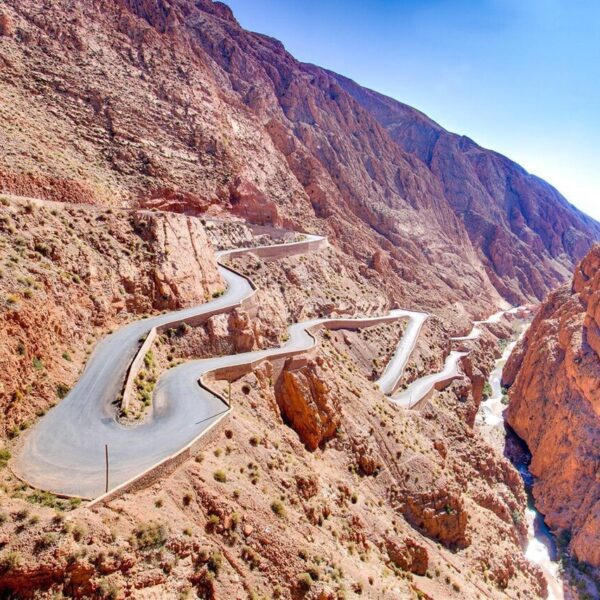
[389,351,468,408]
[376,310,428,394]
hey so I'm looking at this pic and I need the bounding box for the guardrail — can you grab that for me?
[119,237,328,412]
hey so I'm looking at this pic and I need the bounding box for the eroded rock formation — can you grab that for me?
[505,244,600,566]
[275,357,341,451]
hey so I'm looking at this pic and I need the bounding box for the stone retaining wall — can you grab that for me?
[88,407,229,507]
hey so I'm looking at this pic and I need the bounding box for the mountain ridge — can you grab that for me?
[1,0,597,320]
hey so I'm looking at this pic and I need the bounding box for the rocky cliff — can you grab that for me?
[1,0,598,325]
[0,197,222,436]
[333,72,599,304]
[504,244,600,567]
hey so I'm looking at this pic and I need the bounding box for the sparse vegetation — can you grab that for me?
[56,383,70,399]
[270,499,285,517]
[297,572,313,591]
[0,449,10,469]
[131,522,167,550]
[0,551,21,573]
[213,470,227,483]
[482,381,493,400]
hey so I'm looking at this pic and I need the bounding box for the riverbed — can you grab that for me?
[476,327,564,599]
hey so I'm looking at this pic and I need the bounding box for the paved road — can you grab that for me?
[391,307,519,409]
[389,351,468,408]
[13,234,411,499]
[12,221,513,498]
[12,235,325,498]
[376,310,428,395]
[450,308,512,341]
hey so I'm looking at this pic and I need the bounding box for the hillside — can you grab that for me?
[0,0,598,598]
[0,0,598,323]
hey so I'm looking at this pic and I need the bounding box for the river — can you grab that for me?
[475,328,564,599]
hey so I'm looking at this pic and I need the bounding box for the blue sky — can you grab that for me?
[226,0,600,220]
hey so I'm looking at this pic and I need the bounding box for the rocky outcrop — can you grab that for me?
[505,244,600,566]
[132,211,222,310]
[275,357,341,451]
[0,13,15,37]
[391,482,470,549]
[385,536,429,576]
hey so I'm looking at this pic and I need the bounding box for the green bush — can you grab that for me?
[131,522,167,550]
[143,350,154,369]
[0,551,21,573]
[297,573,313,591]
[482,381,493,400]
[213,470,227,483]
[56,383,70,399]
[0,449,10,469]
[270,500,285,517]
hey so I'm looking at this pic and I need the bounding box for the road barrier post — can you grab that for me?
[105,444,109,494]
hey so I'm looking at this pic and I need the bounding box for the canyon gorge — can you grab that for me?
[0,0,598,598]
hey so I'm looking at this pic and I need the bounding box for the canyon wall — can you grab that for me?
[504,244,600,566]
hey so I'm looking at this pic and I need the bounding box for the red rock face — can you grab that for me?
[505,244,600,566]
[0,0,597,322]
[274,357,341,451]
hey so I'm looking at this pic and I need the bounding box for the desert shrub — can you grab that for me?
[131,522,167,550]
[97,579,120,600]
[72,523,86,541]
[297,573,313,591]
[241,545,261,569]
[207,514,220,530]
[0,552,21,573]
[143,350,154,369]
[0,449,10,469]
[14,508,29,521]
[213,470,227,483]
[270,500,285,517]
[27,490,60,509]
[56,383,70,399]
[482,381,493,400]
[36,532,58,551]
[206,551,222,575]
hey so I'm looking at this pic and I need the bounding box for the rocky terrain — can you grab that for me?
[1,0,599,323]
[0,220,546,599]
[0,196,222,436]
[0,0,598,597]
[505,245,600,573]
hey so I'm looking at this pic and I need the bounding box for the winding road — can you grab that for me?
[388,351,469,409]
[12,235,328,498]
[12,231,503,499]
[376,310,428,395]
